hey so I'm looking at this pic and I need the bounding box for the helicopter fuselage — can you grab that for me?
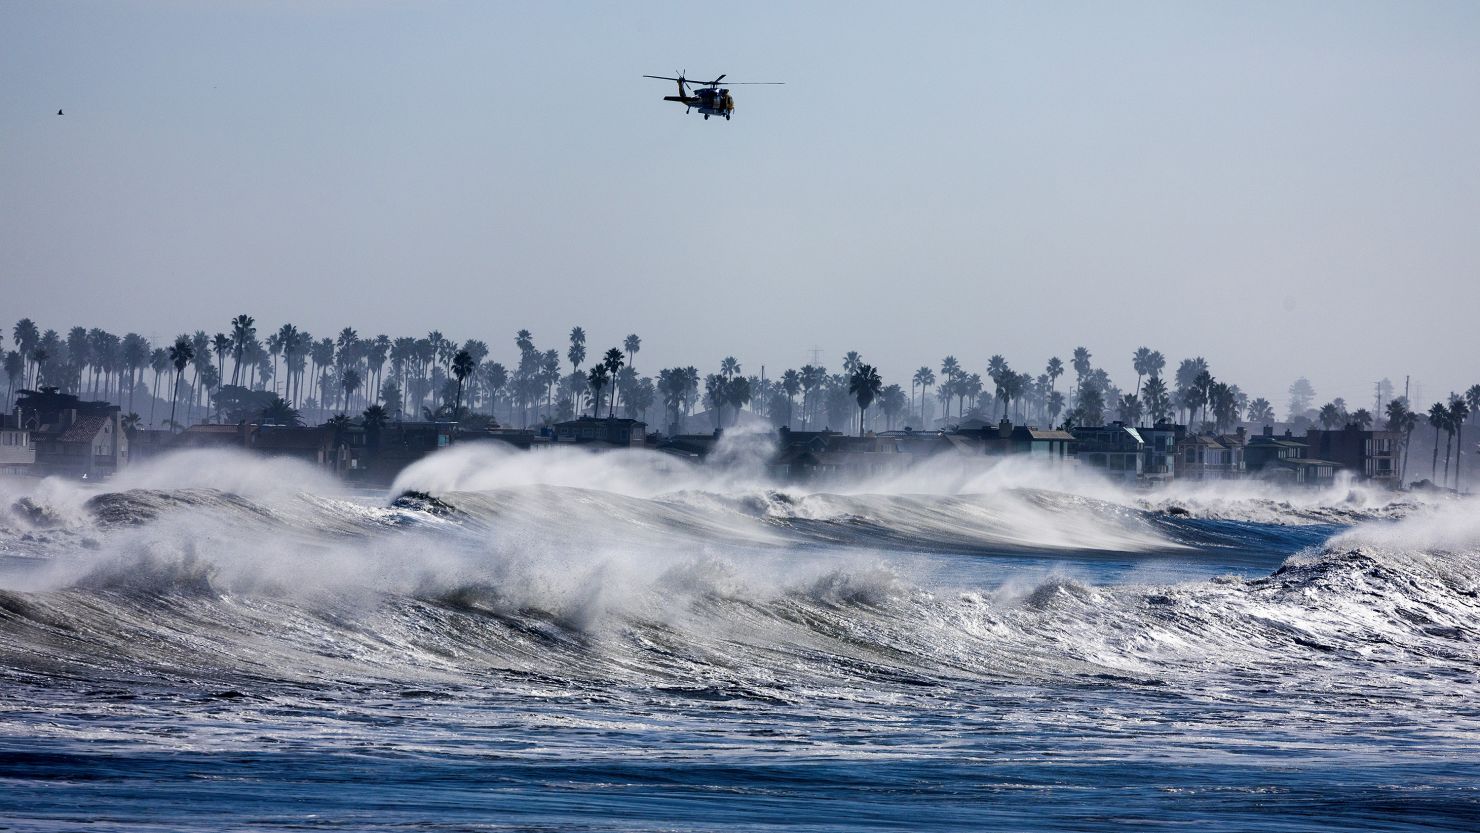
[645,74,779,120]
[662,86,733,120]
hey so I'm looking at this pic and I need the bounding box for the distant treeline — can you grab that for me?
[3,317,1477,485]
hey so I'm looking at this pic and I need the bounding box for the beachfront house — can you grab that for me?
[1304,425,1401,486]
[1245,427,1339,487]
[553,416,647,448]
[1069,422,1145,483]
[0,414,35,475]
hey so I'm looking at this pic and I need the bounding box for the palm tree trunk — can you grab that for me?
[169,370,182,431]
[1444,433,1454,488]
[149,370,160,427]
[187,368,199,427]
[1456,424,1464,492]
[1433,427,1441,481]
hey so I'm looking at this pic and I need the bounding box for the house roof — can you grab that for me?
[1021,428,1075,441]
[1071,424,1144,443]
[58,414,109,443]
[1251,437,1306,448]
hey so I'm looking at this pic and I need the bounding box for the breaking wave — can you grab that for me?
[0,447,1470,699]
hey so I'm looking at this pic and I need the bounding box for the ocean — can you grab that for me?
[1,440,1476,831]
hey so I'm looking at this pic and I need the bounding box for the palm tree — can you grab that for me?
[720,356,741,379]
[276,325,299,394]
[1246,397,1275,427]
[961,373,982,418]
[988,356,1011,419]
[568,326,587,376]
[213,332,232,384]
[4,350,23,407]
[1117,394,1142,425]
[1428,402,1448,483]
[228,314,255,386]
[29,346,50,388]
[481,362,508,419]
[1132,347,1153,397]
[1071,346,1092,383]
[623,333,641,370]
[167,335,194,433]
[121,333,149,413]
[1047,390,1066,426]
[1318,402,1344,430]
[940,355,960,387]
[725,376,752,425]
[848,363,883,436]
[340,369,361,414]
[842,351,862,376]
[68,327,91,395]
[1449,394,1470,491]
[601,348,625,417]
[704,374,727,428]
[1045,357,1064,393]
[780,368,801,427]
[1007,372,1031,421]
[261,396,302,426]
[987,354,1007,383]
[452,349,475,417]
[266,332,284,396]
[361,403,388,460]
[1385,399,1412,481]
[11,319,38,389]
[148,347,169,427]
[912,367,935,426]
[587,365,610,417]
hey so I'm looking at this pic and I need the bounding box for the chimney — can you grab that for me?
[1263,425,1274,437]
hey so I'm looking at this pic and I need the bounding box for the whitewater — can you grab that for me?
[1,436,1477,831]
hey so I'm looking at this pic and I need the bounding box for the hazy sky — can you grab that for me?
[4,1,1478,411]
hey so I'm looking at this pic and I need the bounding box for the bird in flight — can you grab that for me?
[57,109,63,116]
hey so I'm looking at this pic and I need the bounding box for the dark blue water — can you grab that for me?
[1,472,1476,831]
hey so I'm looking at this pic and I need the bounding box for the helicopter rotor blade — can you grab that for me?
[643,75,684,82]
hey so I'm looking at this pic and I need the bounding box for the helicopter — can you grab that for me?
[643,73,783,121]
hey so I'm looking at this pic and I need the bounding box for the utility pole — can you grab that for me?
[1374,381,1382,416]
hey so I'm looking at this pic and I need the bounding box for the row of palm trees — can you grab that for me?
[4,319,1477,472]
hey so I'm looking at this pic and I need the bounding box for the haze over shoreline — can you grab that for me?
[5,2,1479,403]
